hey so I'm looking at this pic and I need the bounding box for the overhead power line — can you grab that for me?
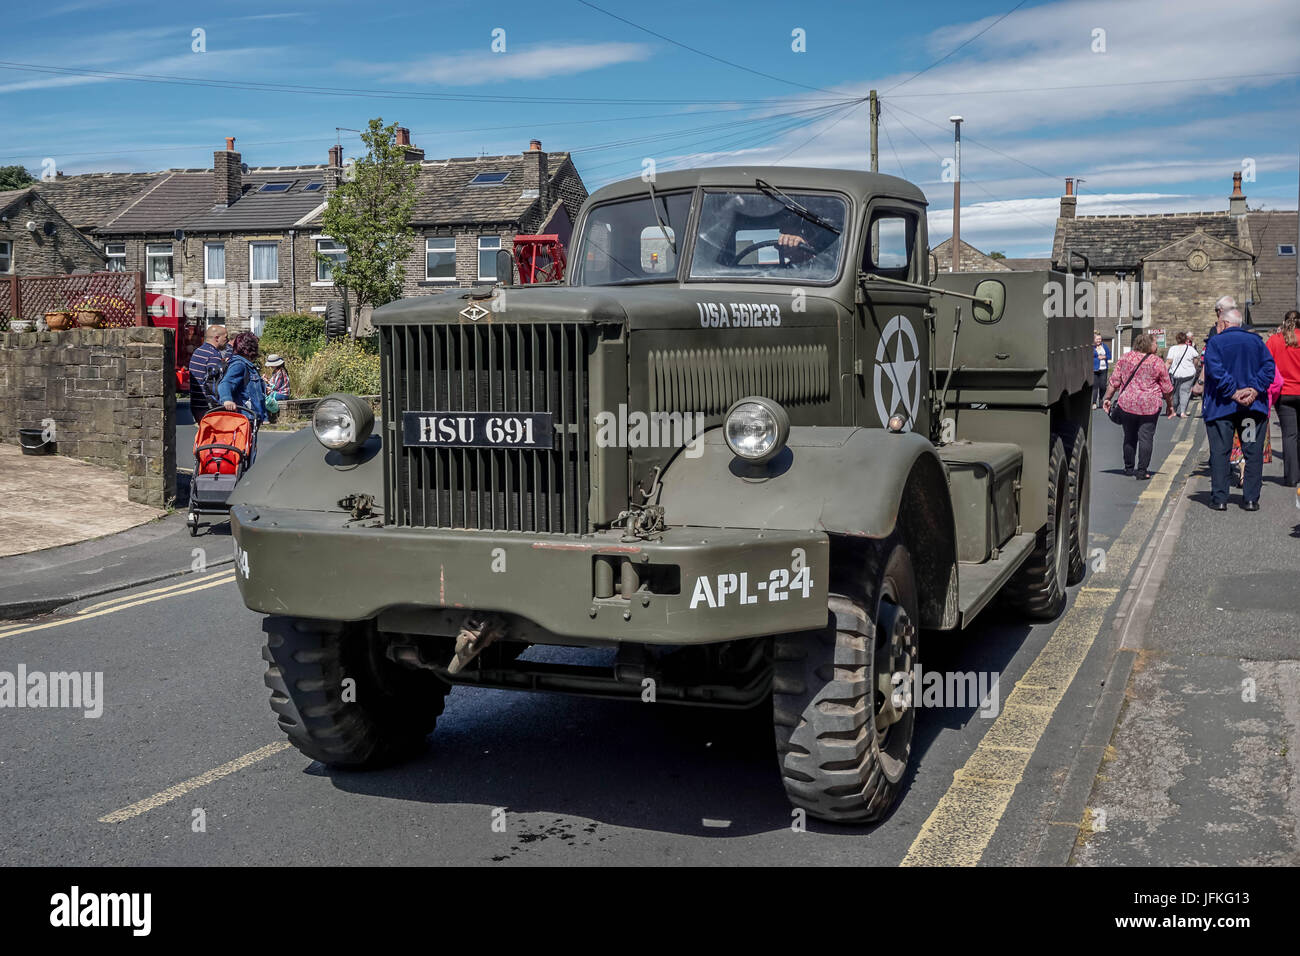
[885,0,1029,93]
[886,70,1300,97]
[574,0,848,96]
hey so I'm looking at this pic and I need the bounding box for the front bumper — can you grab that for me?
[230,505,829,645]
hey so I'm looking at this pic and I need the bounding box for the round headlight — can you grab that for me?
[312,393,374,454]
[724,396,790,464]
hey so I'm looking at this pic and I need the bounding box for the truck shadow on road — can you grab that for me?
[317,614,1038,838]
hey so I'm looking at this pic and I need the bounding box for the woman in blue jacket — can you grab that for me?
[218,331,268,464]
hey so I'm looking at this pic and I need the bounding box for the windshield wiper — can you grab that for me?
[646,179,677,255]
[753,178,841,236]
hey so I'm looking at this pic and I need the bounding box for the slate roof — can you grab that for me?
[929,237,1011,272]
[1051,212,1243,270]
[183,170,327,231]
[407,152,572,226]
[998,257,1053,271]
[32,172,163,229]
[1246,210,1299,326]
[99,171,215,234]
[0,187,34,217]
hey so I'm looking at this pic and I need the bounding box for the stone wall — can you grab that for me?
[0,327,176,507]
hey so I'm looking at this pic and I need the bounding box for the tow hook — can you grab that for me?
[447,613,508,674]
[339,493,375,520]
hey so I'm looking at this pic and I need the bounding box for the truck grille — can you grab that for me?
[382,322,590,534]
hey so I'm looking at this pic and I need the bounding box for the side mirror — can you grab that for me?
[495,249,514,284]
[972,279,1006,324]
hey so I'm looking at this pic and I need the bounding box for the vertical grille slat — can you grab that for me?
[383,320,590,535]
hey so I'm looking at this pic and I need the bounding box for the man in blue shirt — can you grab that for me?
[1202,308,1275,511]
[188,324,229,419]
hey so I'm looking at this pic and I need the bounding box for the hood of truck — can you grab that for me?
[370,283,844,330]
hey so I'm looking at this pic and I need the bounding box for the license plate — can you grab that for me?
[401,411,554,449]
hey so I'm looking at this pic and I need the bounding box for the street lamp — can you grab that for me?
[949,115,963,274]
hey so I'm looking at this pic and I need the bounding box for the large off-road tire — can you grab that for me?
[323,300,348,341]
[262,617,449,768]
[773,543,919,824]
[1061,423,1090,585]
[1004,434,1069,620]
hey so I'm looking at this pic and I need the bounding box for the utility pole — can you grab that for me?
[950,115,963,274]
[869,90,879,173]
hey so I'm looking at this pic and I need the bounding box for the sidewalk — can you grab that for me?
[0,442,163,558]
[1075,416,1300,865]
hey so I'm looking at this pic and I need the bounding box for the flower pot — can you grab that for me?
[18,427,54,455]
[45,310,73,331]
[8,320,33,333]
[74,309,103,329]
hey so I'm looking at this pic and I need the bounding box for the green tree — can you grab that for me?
[0,165,36,190]
[988,250,1007,260]
[316,118,420,337]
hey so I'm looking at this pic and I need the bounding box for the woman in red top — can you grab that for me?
[1267,310,1300,487]
[1102,333,1175,480]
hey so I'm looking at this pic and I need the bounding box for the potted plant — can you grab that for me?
[72,298,102,328]
[44,302,74,330]
[7,315,33,333]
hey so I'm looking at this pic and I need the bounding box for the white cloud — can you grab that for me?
[379,42,654,86]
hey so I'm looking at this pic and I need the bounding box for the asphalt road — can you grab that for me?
[0,410,1207,865]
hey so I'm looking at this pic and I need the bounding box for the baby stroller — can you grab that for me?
[187,408,256,536]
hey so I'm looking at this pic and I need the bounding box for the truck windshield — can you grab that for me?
[690,189,847,283]
[573,191,693,285]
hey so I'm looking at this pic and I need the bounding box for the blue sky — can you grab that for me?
[2,0,1297,257]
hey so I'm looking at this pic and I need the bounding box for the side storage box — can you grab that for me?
[940,441,1022,563]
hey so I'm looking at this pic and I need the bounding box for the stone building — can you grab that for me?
[25,129,588,332]
[1050,173,1297,343]
[0,188,106,278]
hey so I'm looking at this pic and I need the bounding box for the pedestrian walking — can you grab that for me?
[1202,307,1275,511]
[1102,332,1174,480]
[187,324,229,419]
[1267,309,1300,488]
[218,331,268,465]
[1164,331,1200,417]
[1092,332,1111,409]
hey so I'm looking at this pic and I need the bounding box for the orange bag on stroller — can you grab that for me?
[187,408,255,535]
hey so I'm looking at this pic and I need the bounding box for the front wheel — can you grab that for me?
[772,543,919,823]
[262,617,450,768]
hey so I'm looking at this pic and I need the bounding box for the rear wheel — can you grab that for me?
[773,542,919,823]
[262,617,449,768]
[1062,424,1090,585]
[1005,434,1069,619]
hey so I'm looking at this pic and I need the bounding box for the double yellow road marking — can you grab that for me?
[0,569,236,641]
[902,436,1197,866]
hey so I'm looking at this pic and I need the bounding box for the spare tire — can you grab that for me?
[324,299,348,341]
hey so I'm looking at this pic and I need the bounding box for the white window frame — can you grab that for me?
[204,242,226,284]
[146,243,174,286]
[249,240,279,284]
[104,242,125,273]
[426,236,456,282]
[1279,244,1297,257]
[478,236,502,281]
[314,237,346,286]
[0,240,12,274]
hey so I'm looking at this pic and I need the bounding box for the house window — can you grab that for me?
[0,240,11,274]
[204,242,226,283]
[146,243,173,284]
[104,243,125,272]
[469,172,509,186]
[426,237,456,281]
[250,313,266,336]
[478,236,502,280]
[316,239,346,283]
[257,182,292,193]
[250,241,278,283]
[1279,244,1297,257]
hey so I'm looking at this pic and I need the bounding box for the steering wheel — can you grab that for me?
[730,237,800,268]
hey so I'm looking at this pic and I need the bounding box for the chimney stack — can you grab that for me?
[1059,177,1077,219]
[1229,170,1247,217]
[214,137,242,207]
[523,138,548,208]
[327,144,344,190]
[394,126,424,163]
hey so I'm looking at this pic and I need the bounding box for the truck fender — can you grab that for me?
[657,427,958,628]
[228,427,384,512]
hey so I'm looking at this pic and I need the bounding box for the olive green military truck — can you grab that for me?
[229,166,1092,823]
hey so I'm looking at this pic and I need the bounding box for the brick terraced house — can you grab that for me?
[25,129,587,333]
